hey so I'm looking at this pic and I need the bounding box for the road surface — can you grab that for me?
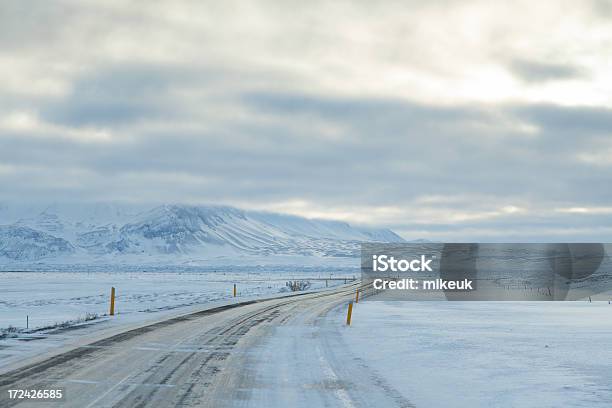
[0,284,413,407]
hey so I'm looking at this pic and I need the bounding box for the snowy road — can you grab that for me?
[0,284,408,408]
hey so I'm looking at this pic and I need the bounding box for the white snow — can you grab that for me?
[342,301,612,407]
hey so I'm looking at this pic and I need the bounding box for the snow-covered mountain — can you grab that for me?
[0,203,404,264]
[0,225,74,261]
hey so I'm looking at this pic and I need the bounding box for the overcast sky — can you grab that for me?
[1,0,612,241]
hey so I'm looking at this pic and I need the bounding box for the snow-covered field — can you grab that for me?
[4,269,611,407]
[0,269,354,370]
[0,270,352,331]
[343,301,612,407]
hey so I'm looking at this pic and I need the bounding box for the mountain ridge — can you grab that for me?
[0,203,404,264]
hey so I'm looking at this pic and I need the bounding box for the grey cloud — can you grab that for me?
[590,0,612,18]
[0,1,67,48]
[3,90,612,211]
[513,103,612,133]
[508,59,585,83]
[242,92,488,130]
[40,64,211,126]
[396,210,612,242]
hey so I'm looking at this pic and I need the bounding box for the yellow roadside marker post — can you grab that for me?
[233,284,237,297]
[346,302,353,325]
[110,287,115,316]
[355,289,359,303]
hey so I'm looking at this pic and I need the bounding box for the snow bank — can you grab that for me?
[342,301,612,407]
